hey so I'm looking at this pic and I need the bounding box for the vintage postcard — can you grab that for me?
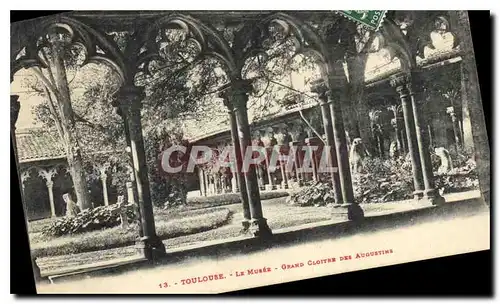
[10,10,490,294]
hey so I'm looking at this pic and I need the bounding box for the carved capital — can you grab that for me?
[46,180,54,189]
[274,130,289,146]
[261,128,277,148]
[226,78,254,110]
[389,73,411,90]
[305,137,321,146]
[310,79,328,103]
[20,170,31,185]
[11,95,20,129]
[113,86,145,116]
[218,90,233,112]
[38,168,57,183]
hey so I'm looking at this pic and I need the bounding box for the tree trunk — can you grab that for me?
[49,34,91,211]
[346,54,372,152]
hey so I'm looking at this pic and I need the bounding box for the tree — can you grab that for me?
[25,31,97,210]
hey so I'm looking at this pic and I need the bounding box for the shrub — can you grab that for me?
[41,203,137,237]
[286,181,336,207]
[31,207,232,257]
[289,155,479,206]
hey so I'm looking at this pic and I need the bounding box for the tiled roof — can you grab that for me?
[15,129,66,163]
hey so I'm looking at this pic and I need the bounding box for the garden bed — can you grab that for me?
[30,207,232,257]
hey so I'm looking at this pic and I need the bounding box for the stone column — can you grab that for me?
[38,168,57,218]
[289,123,305,186]
[20,170,30,195]
[97,163,110,206]
[400,125,408,154]
[305,137,320,182]
[311,80,343,205]
[407,72,445,205]
[126,181,136,204]
[46,180,55,218]
[100,173,109,206]
[198,167,206,196]
[390,74,425,199]
[261,129,276,191]
[226,79,271,237]
[274,130,289,190]
[252,133,266,190]
[447,106,462,149]
[231,170,239,193]
[326,82,364,220]
[114,85,166,260]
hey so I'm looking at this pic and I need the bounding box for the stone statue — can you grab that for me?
[389,140,399,159]
[435,147,453,174]
[63,193,80,218]
[117,195,129,229]
[349,138,370,174]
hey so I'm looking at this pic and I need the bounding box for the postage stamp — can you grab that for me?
[337,10,387,31]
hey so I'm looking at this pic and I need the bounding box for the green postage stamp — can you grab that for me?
[337,10,387,31]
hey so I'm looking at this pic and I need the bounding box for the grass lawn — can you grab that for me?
[31,207,232,257]
[33,192,464,272]
[185,191,289,209]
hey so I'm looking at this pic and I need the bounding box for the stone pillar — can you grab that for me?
[38,168,57,218]
[101,173,109,206]
[400,126,408,154]
[275,130,289,190]
[225,79,271,237]
[114,85,165,260]
[261,129,276,191]
[407,72,445,205]
[231,170,239,193]
[447,106,462,149]
[20,170,30,195]
[46,180,56,218]
[126,181,136,204]
[288,123,305,186]
[288,141,302,187]
[325,81,364,220]
[311,80,343,205]
[390,74,425,199]
[222,95,251,228]
[198,167,206,196]
[252,134,266,190]
[305,137,320,182]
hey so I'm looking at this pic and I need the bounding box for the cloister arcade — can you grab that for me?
[11,11,488,265]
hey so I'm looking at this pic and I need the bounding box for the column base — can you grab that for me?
[423,189,446,206]
[249,218,273,238]
[240,220,251,235]
[332,203,365,221]
[413,190,424,200]
[281,182,289,190]
[135,236,166,261]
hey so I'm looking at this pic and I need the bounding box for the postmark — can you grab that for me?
[337,10,387,31]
